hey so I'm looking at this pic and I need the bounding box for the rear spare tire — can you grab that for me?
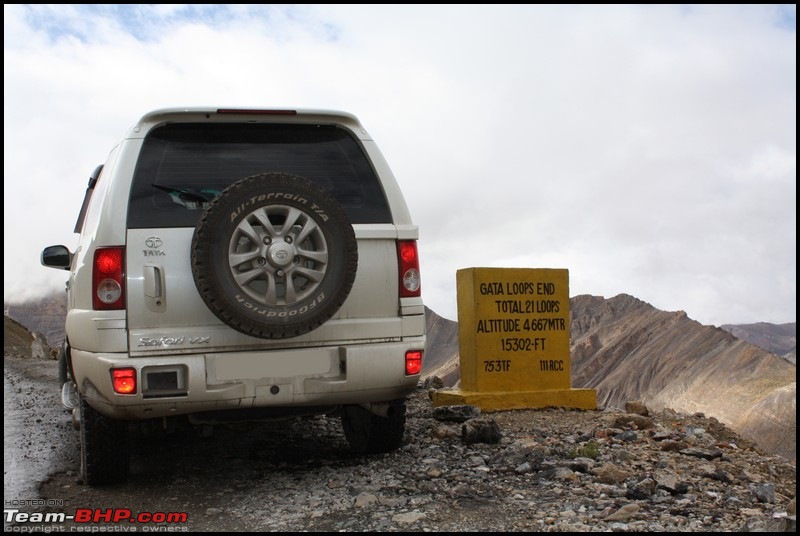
[191,172,358,339]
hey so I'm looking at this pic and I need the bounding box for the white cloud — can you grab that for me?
[3,4,796,326]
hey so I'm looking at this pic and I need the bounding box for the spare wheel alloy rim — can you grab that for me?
[228,203,328,306]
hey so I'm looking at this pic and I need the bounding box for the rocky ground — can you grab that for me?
[3,356,796,532]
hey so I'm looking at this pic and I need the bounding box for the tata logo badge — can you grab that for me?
[144,236,166,257]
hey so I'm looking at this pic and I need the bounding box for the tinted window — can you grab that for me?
[127,123,391,228]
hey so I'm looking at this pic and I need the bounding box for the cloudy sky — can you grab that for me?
[3,4,796,327]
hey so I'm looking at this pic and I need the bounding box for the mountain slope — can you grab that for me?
[733,382,796,461]
[569,294,795,461]
[570,295,793,413]
[422,306,460,386]
[4,315,36,357]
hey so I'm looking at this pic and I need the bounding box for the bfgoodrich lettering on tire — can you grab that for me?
[191,172,358,339]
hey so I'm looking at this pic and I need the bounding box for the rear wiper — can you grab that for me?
[152,184,217,204]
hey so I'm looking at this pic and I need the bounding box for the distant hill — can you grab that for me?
[721,322,796,363]
[3,315,50,359]
[5,293,67,347]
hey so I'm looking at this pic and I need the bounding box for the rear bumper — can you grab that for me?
[71,337,425,420]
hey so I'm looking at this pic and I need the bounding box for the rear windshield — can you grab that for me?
[127,122,392,228]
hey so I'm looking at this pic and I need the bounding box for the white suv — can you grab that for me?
[41,108,426,486]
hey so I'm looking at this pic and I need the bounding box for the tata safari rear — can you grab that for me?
[41,108,426,485]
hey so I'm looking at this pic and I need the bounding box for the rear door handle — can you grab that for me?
[143,264,166,312]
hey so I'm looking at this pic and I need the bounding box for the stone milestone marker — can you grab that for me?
[431,267,596,411]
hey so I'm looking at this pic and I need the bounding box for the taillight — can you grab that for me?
[397,240,421,298]
[111,368,137,395]
[405,350,423,376]
[93,247,125,310]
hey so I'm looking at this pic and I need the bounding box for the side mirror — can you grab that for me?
[41,245,72,270]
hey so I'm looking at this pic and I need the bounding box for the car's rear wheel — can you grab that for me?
[191,172,358,339]
[79,398,130,486]
[341,399,407,454]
